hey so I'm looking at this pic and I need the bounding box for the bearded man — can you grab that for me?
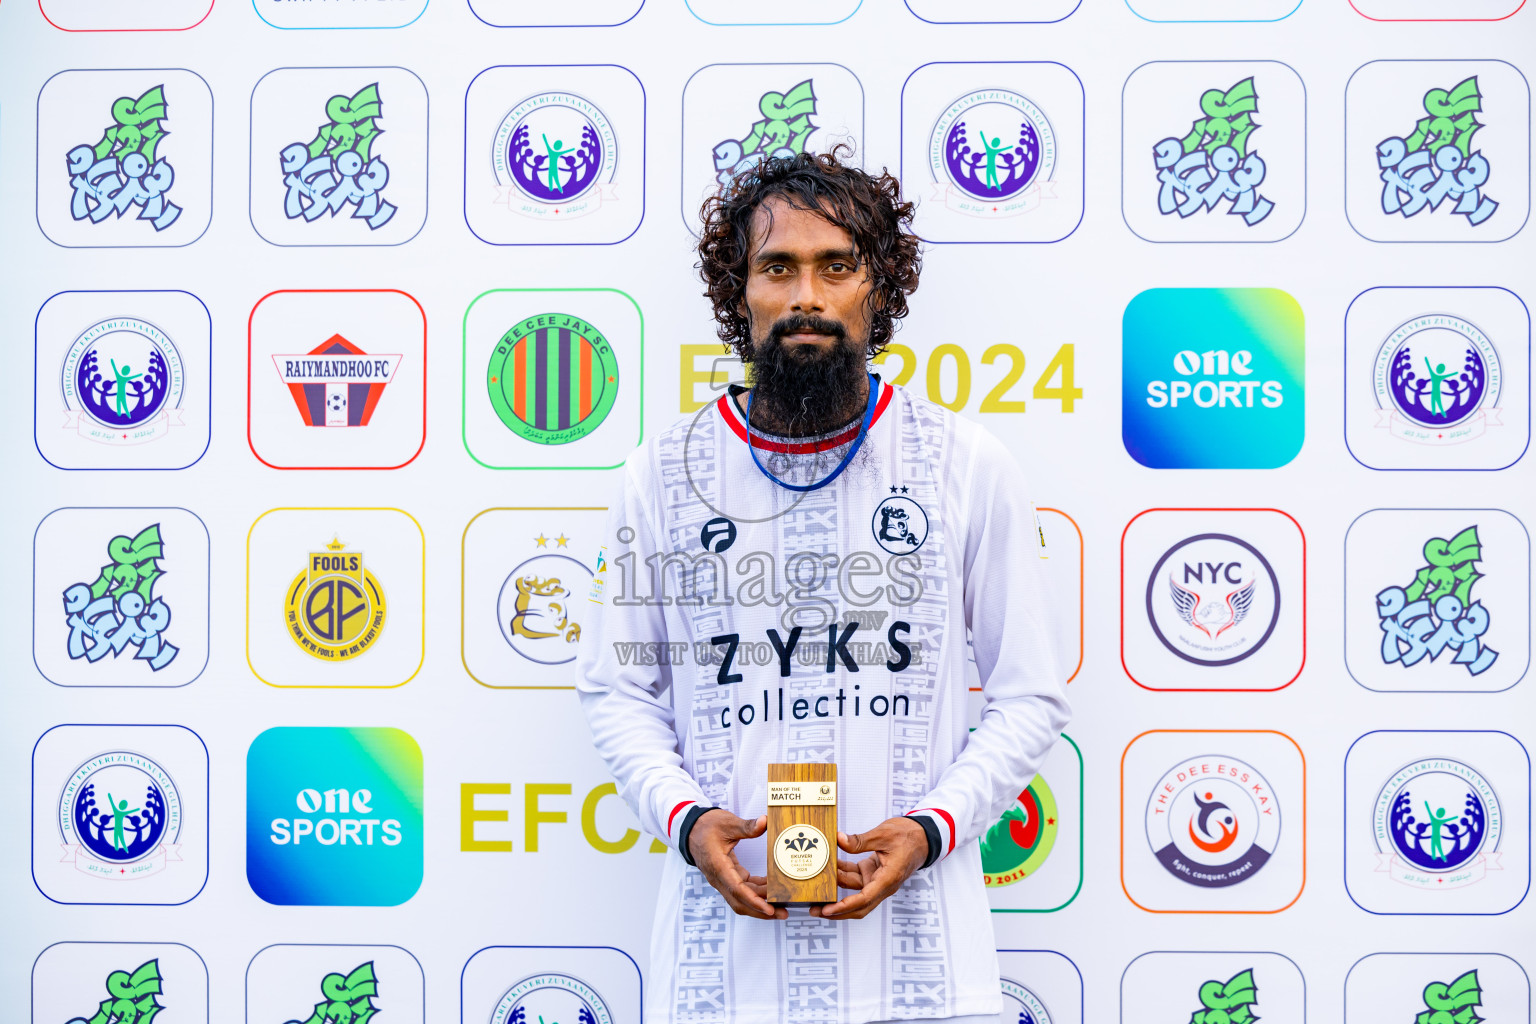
[576,149,1071,1024]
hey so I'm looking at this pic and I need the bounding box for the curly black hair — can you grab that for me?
[697,146,922,361]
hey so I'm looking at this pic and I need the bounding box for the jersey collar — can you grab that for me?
[716,377,893,454]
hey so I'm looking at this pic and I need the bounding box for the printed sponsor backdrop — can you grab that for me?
[2,1,1533,1022]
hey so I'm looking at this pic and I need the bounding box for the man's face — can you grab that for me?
[742,197,873,360]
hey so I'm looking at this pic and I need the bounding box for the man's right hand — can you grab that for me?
[687,810,788,921]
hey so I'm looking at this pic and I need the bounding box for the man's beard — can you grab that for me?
[746,314,869,437]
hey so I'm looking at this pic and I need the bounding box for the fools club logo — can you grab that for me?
[61,317,185,447]
[1145,755,1281,888]
[1147,533,1280,667]
[273,334,402,427]
[283,961,380,1024]
[498,531,590,666]
[493,91,618,219]
[58,750,183,881]
[713,79,819,189]
[62,522,178,671]
[928,88,1055,218]
[66,85,181,232]
[1373,758,1503,891]
[281,83,396,230]
[981,775,1058,888]
[1373,315,1503,448]
[285,537,386,660]
[1152,77,1274,227]
[66,958,166,1024]
[490,973,613,1024]
[1378,76,1498,227]
[1376,525,1498,677]
[487,313,619,445]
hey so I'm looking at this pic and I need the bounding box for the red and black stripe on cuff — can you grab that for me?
[674,803,720,866]
[906,807,955,868]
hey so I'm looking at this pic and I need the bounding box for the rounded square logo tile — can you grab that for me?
[34,942,208,1022]
[461,946,640,1024]
[246,944,423,1023]
[1122,952,1305,1022]
[1346,953,1529,1021]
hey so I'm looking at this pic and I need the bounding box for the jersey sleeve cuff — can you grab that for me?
[906,808,956,867]
[675,803,720,866]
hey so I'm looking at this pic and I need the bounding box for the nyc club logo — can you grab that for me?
[493,91,618,220]
[1121,288,1305,469]
[60,750,183,883]
[1373,757,1503,891]
[282,961,380,1024]
[492,974,613,1024]
[66,85,181,232]
[1148,533,1280,668]
[285,537,387,661]
[1378,77,1498,228]
[279,84,396,231]
[499,532,591,667]
[1374,315,1504,448]
[486,313,620,446]
[64,958,166,1024]
[713,79,820,190]
[981,776,1058,888]
[60,317,185,448]
[1376,525,1499,678]
[60,523,179,673]
[926,88,1056,219]
[999,978,1054,1024]
[246,727,423,906]
[272,334,403,428]
[1145,755,1281,889]
[1151,77,1273,227]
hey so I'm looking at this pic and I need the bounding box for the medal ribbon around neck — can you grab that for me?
[746,372,879,493]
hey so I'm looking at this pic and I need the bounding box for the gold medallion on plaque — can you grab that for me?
[774,823,830,880]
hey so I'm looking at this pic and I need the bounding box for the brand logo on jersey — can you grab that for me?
[999,979,1054,1024]
[59,750,183,880]
[487,313,619,445]
[1373,758,1502,890]
[61,317,185,446]
[714,80,819,189]
[873,493,927,554]
[1373,315,1503,447]
[281,83,396,230]
[273,334,402,427]
[285,537,387,660]
[66,85,182,231]
[498,534,589,665]
[1379,77,1498,227]
[1414,970,1484,1023]
[701,516,737,553]
[282,961,380,1024]
[1377,525,1498,677]
[929,88,1056,218]
[63,522,179,672]
[981,775,1058,887]
[1153,77,1274,226]
[491,974,614,1024]
[67,958,166,1024]
[1147,533,1280,666]
[1186,968,1259,1024]
[1146,755,1280,887]
[492,91,618,220]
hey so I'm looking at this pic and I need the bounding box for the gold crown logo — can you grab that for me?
[326,536,347,551]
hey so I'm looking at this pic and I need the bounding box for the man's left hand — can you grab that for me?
[810,816,929,920]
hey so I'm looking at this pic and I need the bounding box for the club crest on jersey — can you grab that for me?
[281,83,396,230]
[490,973,613,1024]
[999,978,1054,1024]
[487,313,619,445]
[498,534,589,666]
[273,334,402,427]
[66,958,166,1024]
[1145,755,1281,888]
[1153,77,1274,226]
[873,493,928,554]
[492,91,618,219]
[283,961,380,1024]
[1373,315,1503,447]
[1147,533,1280,666]
[285,537,386,660]
[62,522,179,671]
[929,88,1056,219]
[66,85,182,232]
[1373,758,1502,890]
[981,775,1059,888]
[61,317,185,447]
[59,750,183,880]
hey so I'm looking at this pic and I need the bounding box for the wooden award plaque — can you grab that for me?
[766,762,838,905]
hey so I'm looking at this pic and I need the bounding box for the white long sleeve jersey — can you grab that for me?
[575,378,1072,1024]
